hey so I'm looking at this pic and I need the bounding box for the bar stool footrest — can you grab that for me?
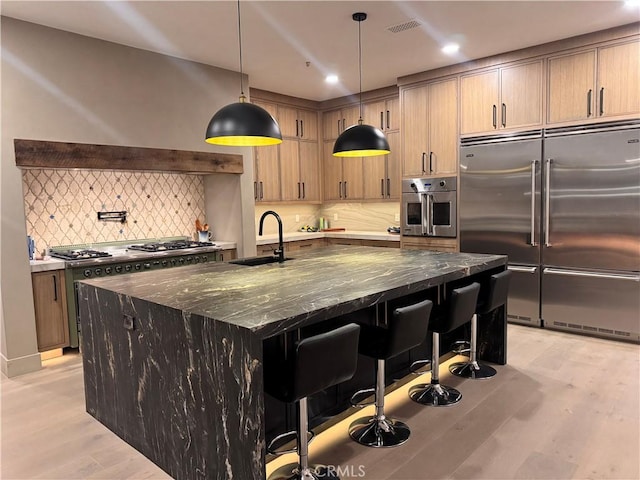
[409,359,432,375]
[451,340,471,355]
[350,388,376,408]
[267,430,315,456]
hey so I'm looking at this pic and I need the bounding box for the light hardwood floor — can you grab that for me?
[1,325,638,480]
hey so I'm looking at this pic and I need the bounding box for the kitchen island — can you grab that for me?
[77,246,507,480]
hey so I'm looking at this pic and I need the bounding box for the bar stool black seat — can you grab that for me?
[348,299,433,448]
[409,282,480,407]
[264,323,361,480]
[449,270,512,379]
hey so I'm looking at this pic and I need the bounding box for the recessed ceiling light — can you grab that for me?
[325,74,339,84]
[624,0,640,7]
[442,43,460,55]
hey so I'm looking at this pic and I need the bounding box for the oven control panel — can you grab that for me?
[78,252,218,278]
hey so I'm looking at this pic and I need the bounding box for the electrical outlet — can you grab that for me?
[334,213,338,221]
[394,213,400,222]
[295,214,300,222]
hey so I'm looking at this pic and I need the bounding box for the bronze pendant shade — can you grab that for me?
[205,1,282,147]
[333,12,390,157]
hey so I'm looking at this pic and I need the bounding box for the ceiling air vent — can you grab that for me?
[386,19,422,34]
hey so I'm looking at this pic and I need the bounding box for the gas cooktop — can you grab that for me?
[128,240,215,252]
[50,249,113,261]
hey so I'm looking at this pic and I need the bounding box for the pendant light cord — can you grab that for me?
[237,0,245,98]
[358,16,363,121]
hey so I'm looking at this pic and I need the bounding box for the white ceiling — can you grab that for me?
[1,1,638,102]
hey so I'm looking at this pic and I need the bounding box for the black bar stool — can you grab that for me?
[409,282,480,407]
[348,299,433,448]
[264,323,360,480]
[449,270,512,379]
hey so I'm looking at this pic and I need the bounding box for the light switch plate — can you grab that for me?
[295,214,300,222]
[334,213,338,221]
[394,213,400,222]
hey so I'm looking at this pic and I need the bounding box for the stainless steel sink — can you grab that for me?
[228,256,293,267]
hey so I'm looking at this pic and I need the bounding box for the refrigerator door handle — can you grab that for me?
[530,160,538,246]
[545,158,552,247]
[508,266,537,274]
[543,268,640,282]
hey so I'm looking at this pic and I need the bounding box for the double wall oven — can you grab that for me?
[50,237,221,348]
[401,176,457,237]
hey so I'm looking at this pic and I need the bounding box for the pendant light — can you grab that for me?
[333,12,390,157]
[205,0,282,147]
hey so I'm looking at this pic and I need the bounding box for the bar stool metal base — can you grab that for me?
[268,463,339,480]
[449,360,496,379]
[349,415,411,448]
[409,383,462,407]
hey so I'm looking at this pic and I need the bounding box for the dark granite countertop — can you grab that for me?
[80,245,506,339]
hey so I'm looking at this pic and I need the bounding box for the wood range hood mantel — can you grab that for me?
[14,139,243,175]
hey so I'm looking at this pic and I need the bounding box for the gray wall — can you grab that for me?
[1,17,255,376]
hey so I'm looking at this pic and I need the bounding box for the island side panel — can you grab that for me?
[78,283,265,480]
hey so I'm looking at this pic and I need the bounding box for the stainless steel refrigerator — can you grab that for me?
[460,121,640,342]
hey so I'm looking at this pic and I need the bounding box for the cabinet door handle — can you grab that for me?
[52,275,58,301]
[381,179,385,197]
[501,103,506,127]
[296,119,299,137]
[492,105,497,129]
[422,152,426,173]
[260,182,264,200]
[302,182,305,199]
[599,87,604,116]
[380,111,384,130]
[300,120,304,137]
[387,178,391,198]
[298,182,301,199]
[254,181,258,200]
[587,89,592,117]
[386,110,390,129]
[429,152,434,173]
[342,118,346,132]
[337,120,341,135]
[339,181,343,198]
[344,181,348,199]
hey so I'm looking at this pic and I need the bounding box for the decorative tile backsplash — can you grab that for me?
[22,169,205,251]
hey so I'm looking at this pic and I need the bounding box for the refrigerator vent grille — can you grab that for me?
[508,314,532,323]
[552,321,632,337]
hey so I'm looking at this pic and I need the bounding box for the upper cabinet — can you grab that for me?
[460,60,543,135]
[547,40,640,124]
[362,131,401,199]
[323,140,364,201]
[363,97,400,132]
[323,105,361,140]
[401,77,458,177]
[252,98,321,203]
[278,105,319,141]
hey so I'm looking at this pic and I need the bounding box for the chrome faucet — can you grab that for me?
[258,210,284,263]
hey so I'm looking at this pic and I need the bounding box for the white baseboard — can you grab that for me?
[0,351,42,378]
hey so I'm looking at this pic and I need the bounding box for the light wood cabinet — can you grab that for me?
[401,237,457,252]
[363,131,401,199]
[278,105,318,141]
[598,41,640,118]
[253,99,320,203]
[460,60,542,135]
[547,50,596,124]
[402,78,458,177]
[323,105,361,140]
[363,97,400,132]
[32,270,69,352]
[323,141,364,201]
[257,238,326,256]
[218,249,237,261]
[548,40,639,124]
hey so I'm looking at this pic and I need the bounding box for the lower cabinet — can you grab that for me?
[31,270,69,352]
[257,238,327,256]
[401,237,458,252]
[218,249,237,261]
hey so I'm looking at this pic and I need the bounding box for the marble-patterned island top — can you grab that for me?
[80,245,506,339]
